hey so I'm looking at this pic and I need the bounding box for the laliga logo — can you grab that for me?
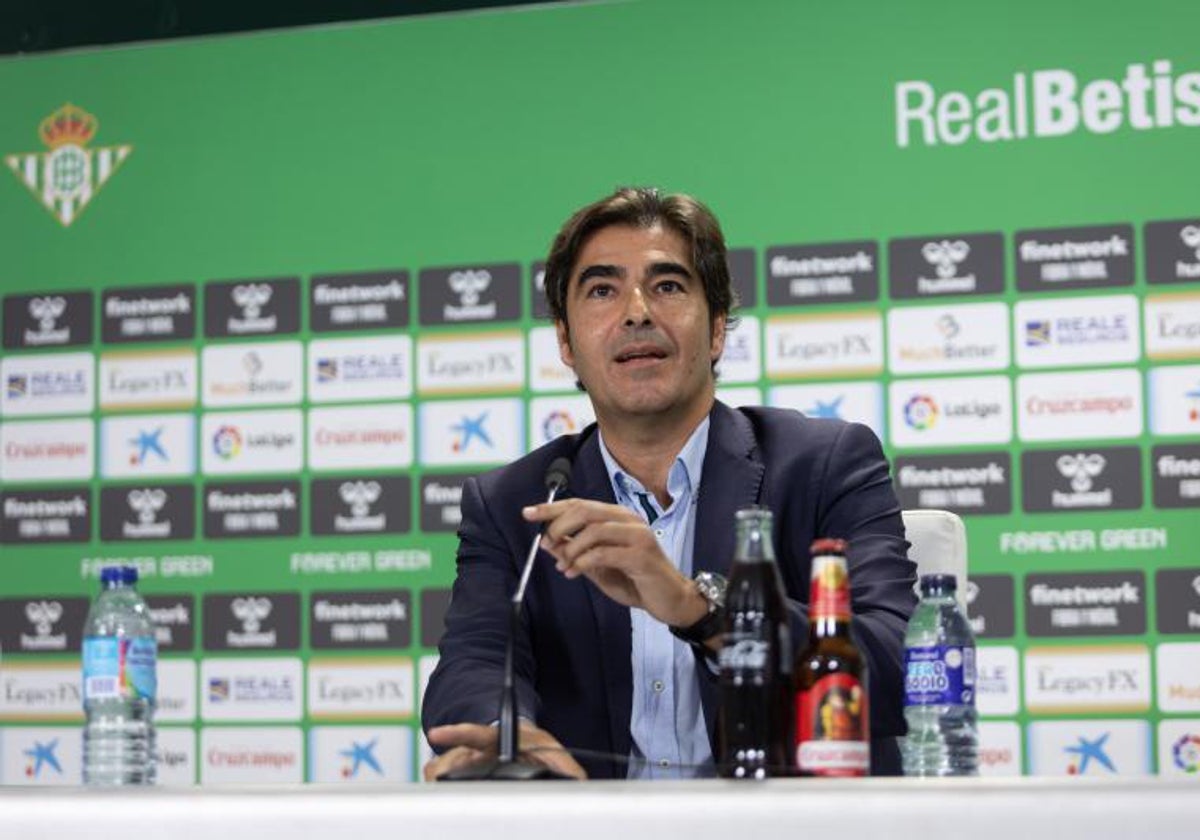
[127,488,167,524]
[231,597,272,633]
[232,284,272,319]
[25,600,63,636]
[1056,453,1106,492]
[339,480,381,518]
[904,394,939,430]
[1181,225,1200,261]
[448,270,491,306]
[921,240,970,279]
[28,296,66,332]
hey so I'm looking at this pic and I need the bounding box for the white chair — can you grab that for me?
[900,509,968,605]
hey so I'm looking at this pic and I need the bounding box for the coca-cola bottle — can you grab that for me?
[717,507,792,778]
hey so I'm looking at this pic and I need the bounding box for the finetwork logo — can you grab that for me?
[5,103,131,226]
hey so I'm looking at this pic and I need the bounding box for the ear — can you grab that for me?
[709,314,727,364]
[556,319,576,371]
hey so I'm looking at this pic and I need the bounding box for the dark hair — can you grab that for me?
[543,187,739,330]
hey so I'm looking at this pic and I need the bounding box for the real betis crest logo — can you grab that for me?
[5,103,132,227]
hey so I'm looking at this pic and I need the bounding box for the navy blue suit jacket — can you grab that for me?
[422,401,917,777]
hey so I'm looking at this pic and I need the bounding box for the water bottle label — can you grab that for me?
[904,645,975,706]
[794,673,870,776]
[82,635,157,702]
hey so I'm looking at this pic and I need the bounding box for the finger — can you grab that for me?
[540,500,639,544]
[557,522,658,575]
[423,746,485,782]
[426,723,499,751]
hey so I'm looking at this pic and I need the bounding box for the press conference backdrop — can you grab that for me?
[0,0,1197,785]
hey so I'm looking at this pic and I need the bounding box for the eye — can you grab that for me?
[584,282,614,299]
[655,279,685,294]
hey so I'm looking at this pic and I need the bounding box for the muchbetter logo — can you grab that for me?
[23,600,66,651]
[5,103,131,227]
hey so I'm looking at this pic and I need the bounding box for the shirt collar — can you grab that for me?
[597,414,711,507]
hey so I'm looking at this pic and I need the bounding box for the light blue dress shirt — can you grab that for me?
[597,417,715,779]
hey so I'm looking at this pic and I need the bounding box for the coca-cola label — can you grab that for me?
[904,644,976,706]
[795,672,869,776]
[809,554,851,621]
[719,637,769,671]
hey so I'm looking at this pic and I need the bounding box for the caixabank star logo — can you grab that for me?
[5,103,131,227]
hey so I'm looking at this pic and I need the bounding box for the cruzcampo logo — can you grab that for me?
[4,103,132,227]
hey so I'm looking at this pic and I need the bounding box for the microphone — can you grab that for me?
[438,456,573,781]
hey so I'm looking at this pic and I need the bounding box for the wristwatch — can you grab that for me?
[668,571,727,647]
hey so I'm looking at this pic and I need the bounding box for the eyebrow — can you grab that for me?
[574,261,694,286]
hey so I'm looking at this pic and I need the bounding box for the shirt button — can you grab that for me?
[652,679,665,693]
[658,759,670,768]
[654,529,664,538]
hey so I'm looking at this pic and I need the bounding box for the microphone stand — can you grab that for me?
[439,461,572,781]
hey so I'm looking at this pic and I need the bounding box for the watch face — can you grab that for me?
[695,572,727,608]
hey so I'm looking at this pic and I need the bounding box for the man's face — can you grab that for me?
[556,223,726,426]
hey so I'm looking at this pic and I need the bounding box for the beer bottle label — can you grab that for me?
[795,673,870,776]
[809,555,851,621]
[904,645,975,707]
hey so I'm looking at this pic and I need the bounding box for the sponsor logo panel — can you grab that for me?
[715,315,761,383]
[1148,363,1200,437]
[529,261,550,320]
[308,335,412,403]
[888,232,1005,298]
[0,726,82,784]
[156,659,197,723]
[307,659,415,719]
[200,409,303,475]
[145,594,196,652]
[894,452,1012,515]
[0,417,94,482]
[1014,294,1140,368]
[419,474,469,533]
[419,397,523,467]
[528,395,595,448]
[101,284,195,343]
[308,404,412,471]
[1016,368,1143,442]
[1144,293,1200,360]
[977,721,1022,777]
[309,725,414,783]
[1157,719,1200,777]
[1021,446,1142,513]
[0,597,87,654]
[528,326,575,392]
[2,291,93,349]
[1026,571,1146,637]
[1145,218,1200,286]
[310,590,412,650]
[98,350,196,410]
[886,302,1008,374]
[199,726,303,783]
[1156,642,1200,712]
[310,270,409,332]
[727,247,758,308]
[764,311,882,378]
[99,414,195,479]
[418,263,520,325]
[311,475,411,536]
[1,352,93,417]
[203,278,300,338]
[201,341,303,408]
[1015,224,1135,292]
[0,487,91,543]
[975,645,1020,716]
[421,588,452,648]
[769,381,884,439]
[964,574,1016,639]
[0,666,82,721]
[1027,719,1150,777]
[203,480,301,538]
[1156,567,1200,635]
[888,375,1011,448]
[765,241,879,305]
[716,386,764,407]
[199,658,303,722]
[156,726,197,785]
[99,484,195,542]
[202,592,300,652]
[1024,645,1150,713]
[417,332,524,395]
[418,655,438,716]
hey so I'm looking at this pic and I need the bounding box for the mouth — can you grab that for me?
[614,345,669,365]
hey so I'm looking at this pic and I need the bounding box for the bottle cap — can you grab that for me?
[810,537,848,555]
[919,573,957,594]
[99,566,122,585]
[120,566,139,585]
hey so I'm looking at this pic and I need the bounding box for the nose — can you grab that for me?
[622,285,652,328]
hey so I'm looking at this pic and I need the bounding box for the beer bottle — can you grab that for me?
[717,507,792,778]
[794,538,870,777]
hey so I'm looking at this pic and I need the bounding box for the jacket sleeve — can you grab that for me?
[420,475,541,740]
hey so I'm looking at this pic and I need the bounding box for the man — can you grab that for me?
[422,187,916,780]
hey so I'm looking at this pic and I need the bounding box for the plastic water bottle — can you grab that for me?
[82,566,157,785]
[901,573,978,776]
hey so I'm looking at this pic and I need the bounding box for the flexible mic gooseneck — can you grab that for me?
[439,456,573,782]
